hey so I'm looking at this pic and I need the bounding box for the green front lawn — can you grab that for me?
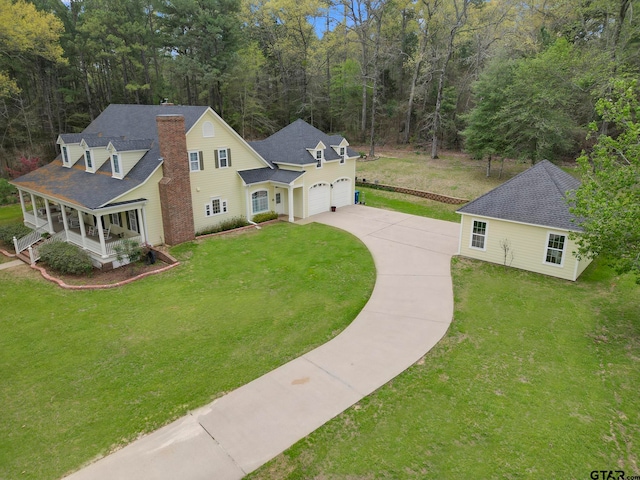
[357,186,460,222]
[0,223,375,480]
[250,258,640,478]
[0,203,22,225]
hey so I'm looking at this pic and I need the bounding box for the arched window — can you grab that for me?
[251,190,269,214]
[202,121,214,137]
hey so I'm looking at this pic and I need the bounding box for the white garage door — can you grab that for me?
[308,183,331,216]
[332,178,352,208]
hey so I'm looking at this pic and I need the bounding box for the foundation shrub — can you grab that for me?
[196,216,249,236]
[252,211,278,223]
[39,241,93,275]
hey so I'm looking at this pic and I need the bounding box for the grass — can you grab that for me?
[250,258,640,478]
[356,149,540,200]
[0,222,376,480]
[0,203,22,225]
[357,186,460,222]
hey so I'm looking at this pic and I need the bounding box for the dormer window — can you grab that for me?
[85,150,93,169]
[339,146,346,164]
[112,154,120,175]
[62,146,70,166]
[316,149,322,168]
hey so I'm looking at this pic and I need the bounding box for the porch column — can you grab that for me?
[60,205,70,240]
[44,199,54,234]
[245,187,252,222]
[138,207,147,244]
[30,193,40,229]
[78,211,88,248]
[18,190,27,220]
[288,185,294,223]
[95,214,108,258]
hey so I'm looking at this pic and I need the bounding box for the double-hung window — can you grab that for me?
[545,233,566,265]
[470,220,487,249]
[252,190,269,214]
[189,151,201,172]
[316,150,322,168]
[339,147,346,164]
[109,213,121,227]
[215,148,231,168]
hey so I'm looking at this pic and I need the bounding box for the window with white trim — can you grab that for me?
[470,220,487,249]
[251,190,269,214]
[202,121,214,137]
[339,146,346,164]
[85,150,93,169]
[189,151,201,172]
[205,197,227,217]
[127,210,139,233]
[112,154,121,174]
[316,149,322,168]
[545,233,566,265]
[62,146,69,165]
[218,148,228,168]
[109,213,121,227]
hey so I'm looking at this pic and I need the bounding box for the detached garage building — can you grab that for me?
[249,119,359,219]
[456,160,592,281]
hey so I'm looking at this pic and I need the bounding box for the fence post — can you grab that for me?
[13,236,18,254]
[28,246,35,265]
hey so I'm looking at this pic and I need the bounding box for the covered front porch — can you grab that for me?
[15,190,148,266]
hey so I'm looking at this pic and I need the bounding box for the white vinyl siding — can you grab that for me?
[458,215,592,281]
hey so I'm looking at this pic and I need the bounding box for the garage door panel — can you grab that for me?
[332,178,351,208]
[309,183,330,216]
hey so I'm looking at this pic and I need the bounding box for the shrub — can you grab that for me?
[0,223,31,245]
[39,241,93,275]
[252,211,278,223]
[0,179,17,205]
[196,216,249,236]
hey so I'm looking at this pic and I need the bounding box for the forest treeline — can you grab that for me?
[0,0,638,175]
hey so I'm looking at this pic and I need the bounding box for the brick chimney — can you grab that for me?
[156,114,195,245]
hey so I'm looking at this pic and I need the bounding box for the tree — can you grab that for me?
[0,0,65,98]
[571,79,640,282]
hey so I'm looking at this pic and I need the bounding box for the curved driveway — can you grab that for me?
[65,205,461,480]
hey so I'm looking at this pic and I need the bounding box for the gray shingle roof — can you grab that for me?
[457,160,583,231]
[109,139,154,151]
[237,168,304,185]
[12,105,209,210]
[249,119,359,166]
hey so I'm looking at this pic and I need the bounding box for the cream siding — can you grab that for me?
[298,157,356,218]
[458,214,592,281]
[185,110,268,233]
[117,150,147,178]
[114,166,165,245]
[62,144,86,168]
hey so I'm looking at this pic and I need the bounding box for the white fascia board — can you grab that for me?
[456,212,581,233]
[101,160,164,208]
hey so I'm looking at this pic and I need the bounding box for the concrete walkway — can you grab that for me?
[0,259,25,270]
[64,205,461,480]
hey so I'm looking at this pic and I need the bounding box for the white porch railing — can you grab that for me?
[106,236,142,257]
[29,231,66,264]
[13,225,49,254]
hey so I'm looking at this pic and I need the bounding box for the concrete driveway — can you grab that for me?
[64,205,461,480]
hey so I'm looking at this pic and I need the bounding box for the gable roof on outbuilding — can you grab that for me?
[457,160,583,231]
[249,119,359,166]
